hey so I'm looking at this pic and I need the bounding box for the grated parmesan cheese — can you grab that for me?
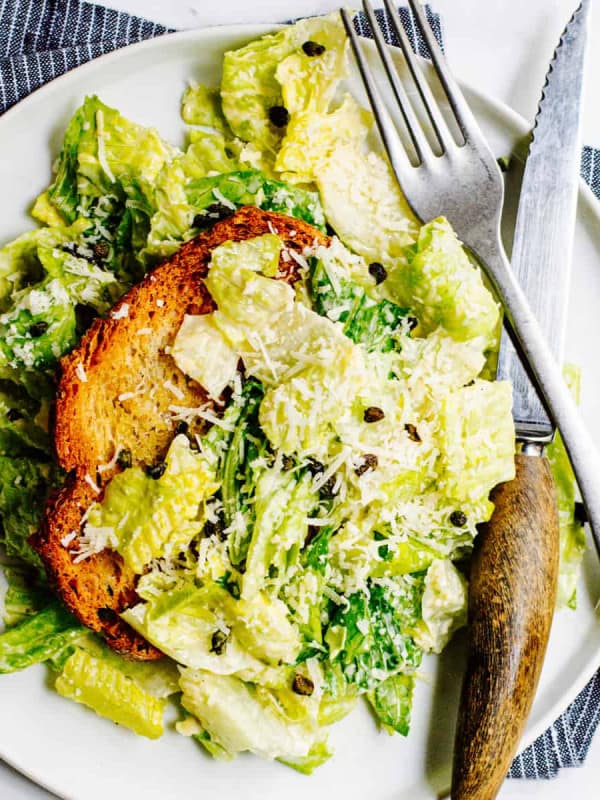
[111,303,129,320]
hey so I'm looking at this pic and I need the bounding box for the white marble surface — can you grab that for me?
[2,1,599,797]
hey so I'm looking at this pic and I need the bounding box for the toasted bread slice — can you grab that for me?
[30,207,327,660]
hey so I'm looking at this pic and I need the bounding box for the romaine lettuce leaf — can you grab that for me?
[0,455,55,569]
[0,564,52,627]
[413,559,467,653]
[45,95,177,281]
[317,144,420,264]
[242,466,316,601]
[310,250,410,352]
[0,602,83,673]
[55,648,166,739]
[438,379,515,507]
[179,668,324,761]
[367,673,414,736]
[0,381,50,457]
[221,14,347,153]
[82,434,219,573]
[547,364,586,609]
[328,577,424,691]
[389,218,500,343]
[276,94,370,184]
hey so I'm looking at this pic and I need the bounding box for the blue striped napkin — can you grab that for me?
[0,0,599,783]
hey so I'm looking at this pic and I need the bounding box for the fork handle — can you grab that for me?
[452,450,560,800]
[475,239,600,554]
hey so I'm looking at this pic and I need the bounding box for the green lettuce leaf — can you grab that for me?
[1,564,52,627]
[0,602,83,673]
[179,668,325,762]
[367,673,414,736]
[0,455,56,569]
[388,217,500,343]
[45,95,177,281]
[82,434,219,573]
[328,576,424,691]
[221,14,347,153]
[547,364,586,609]
[55,647,166,738]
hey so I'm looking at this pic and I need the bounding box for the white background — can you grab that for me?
[2,1,600,797]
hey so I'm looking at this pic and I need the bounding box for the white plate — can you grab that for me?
[0,25,599,800]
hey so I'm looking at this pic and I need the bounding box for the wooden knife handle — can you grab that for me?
[451,451,560,800]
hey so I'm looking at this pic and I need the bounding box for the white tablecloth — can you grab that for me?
[2,1,599,797]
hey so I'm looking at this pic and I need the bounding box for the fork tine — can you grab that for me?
[340,8,414,179]
[362,0,427,164]
[381,0,457,153]
[405,0,479,141]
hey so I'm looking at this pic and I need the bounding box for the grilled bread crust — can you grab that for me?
[30,207,327,659]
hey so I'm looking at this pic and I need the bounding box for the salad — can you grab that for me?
[0,13,586,773]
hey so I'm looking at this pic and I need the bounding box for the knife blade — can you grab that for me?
[496,0,590,440]
[452,4,591,799]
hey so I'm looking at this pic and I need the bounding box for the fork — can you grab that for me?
[340,1,600,797]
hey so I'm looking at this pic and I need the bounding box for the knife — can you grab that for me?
[452,3,591,799]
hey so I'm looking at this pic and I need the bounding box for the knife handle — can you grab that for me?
[451,450,560,800]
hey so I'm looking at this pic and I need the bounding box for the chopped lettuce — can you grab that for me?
[145,168,325,261]
[0,381,50,457]
[318,145,420,264]
[0,602,83,673]
[44,95,177,281]
[367,673,414,736]
[310,249,410,352]
[55,648,167,738]
[328,577,424,691]
[82,434,219,573]
[179,668,325,762]
[221,14,347,153]
[388,218,500,343]
[185,170,326,228]
[242,467,316,600]
[438,380,515,508]
[413,559,468,653]
[122,581,300,675]
[548,364,586,609]
[0,455,55,569]
[1,565,52,627]
[172,314,239,400]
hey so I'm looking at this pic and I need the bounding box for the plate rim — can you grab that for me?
[0,21,599,797]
